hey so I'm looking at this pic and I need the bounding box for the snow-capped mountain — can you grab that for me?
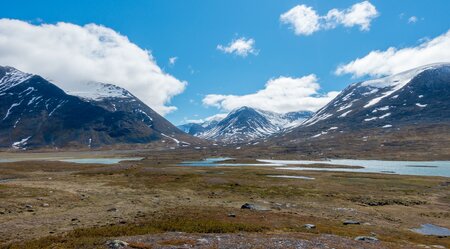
[179,106,313,143]
[0,66,198,149]
[282,63,450,140]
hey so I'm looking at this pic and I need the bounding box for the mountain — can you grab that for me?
[0,66,198,149]
[179,106,313,143]
[270,63,450,158]
[178,116,222,136]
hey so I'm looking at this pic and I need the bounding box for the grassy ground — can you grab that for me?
[0,150,449,248]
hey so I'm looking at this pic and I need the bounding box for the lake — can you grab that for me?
[0,157,143,164]
[179,158,450,177]
[260,159,450,177]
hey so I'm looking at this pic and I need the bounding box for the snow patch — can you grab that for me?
[3,101,22,120]
[161,133,180,144]
[12,136,31,149]
[372,106,390,113]
[364,117,377,122]
[416,103,427,108]
[339,110,351,118]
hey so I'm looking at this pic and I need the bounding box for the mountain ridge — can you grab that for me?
[0,66,200,149]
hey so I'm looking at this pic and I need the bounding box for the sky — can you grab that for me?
[0,0,449,125]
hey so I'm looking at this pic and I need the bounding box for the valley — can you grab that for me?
[0,149,449,249]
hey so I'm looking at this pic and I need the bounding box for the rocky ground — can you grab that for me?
[0,149,449,249]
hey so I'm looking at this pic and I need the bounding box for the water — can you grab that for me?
[179,158,450,177]
[267,175,315,180]
[259,159,450,177]
[0,178,16,183]
[179,158,285,167]
[411,224,450,236]
[59,157,143,164]
[0,157,143,164]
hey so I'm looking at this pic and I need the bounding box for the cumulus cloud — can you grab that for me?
[280,1,378,36]
[0,19,186,115]
[280,5,320,36]
[335,29,450,77]
[203,75,339,113]
[217,37,258,57]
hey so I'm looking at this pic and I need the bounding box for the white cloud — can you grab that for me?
[203,75,339,113]
[336,29,450,77]
[168,56,178,66]
[184,113,228,124]
[325,1,378,31]
[280,1,378,36]
[408,16,418,23]
[217,37,258,57]
[280,5,320,36]
[0,19,186,115]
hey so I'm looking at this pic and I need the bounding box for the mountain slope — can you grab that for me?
[180,106,313,143]
[0,66,198,149]
[269,63,450,158]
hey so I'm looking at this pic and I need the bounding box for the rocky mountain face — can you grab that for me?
[268,63,450,158]
[179,106,313,143]
[0,66,197,149]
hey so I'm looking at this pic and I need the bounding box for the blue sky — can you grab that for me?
[1,0,449,124]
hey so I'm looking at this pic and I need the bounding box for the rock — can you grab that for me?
[228,213,236,217]
[106,239,129,249]
[42,203,49,207]
[107,207,118,212]
[304,224,316,229]
[354,236,379,242]
[343,220,360,225]
[241,203,256,210]
[197,238,209,244]
[25,204,33,209]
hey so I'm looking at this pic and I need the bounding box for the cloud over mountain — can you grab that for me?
[0,19,186,115]
[203,75,339,113]
[336,29,450,77]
